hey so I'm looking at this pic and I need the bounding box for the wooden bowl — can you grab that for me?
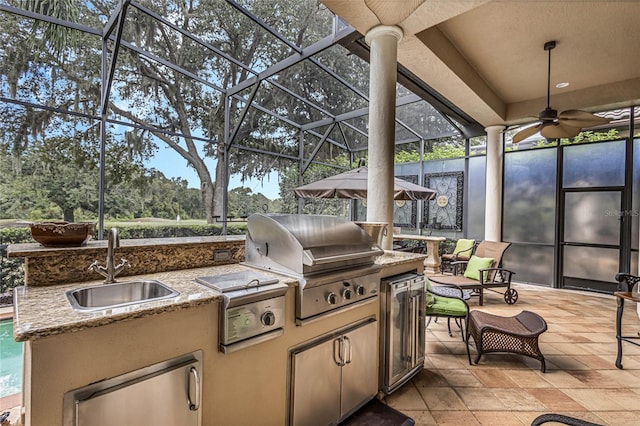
[29,222,96,247]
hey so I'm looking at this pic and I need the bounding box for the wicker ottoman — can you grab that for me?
[467,310,548,372]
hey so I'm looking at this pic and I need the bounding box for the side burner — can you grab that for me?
[195,270,288,353]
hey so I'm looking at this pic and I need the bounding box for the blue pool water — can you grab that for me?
[0,319,22,398]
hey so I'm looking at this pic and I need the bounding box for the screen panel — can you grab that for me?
[563,140,625,188]
[503,148,557,244]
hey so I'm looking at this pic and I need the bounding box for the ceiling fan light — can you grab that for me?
[539,107,558,122]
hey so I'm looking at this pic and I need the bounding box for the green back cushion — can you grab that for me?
[463,255,494,281]
[453,239,475,256]
[425,279,435,307]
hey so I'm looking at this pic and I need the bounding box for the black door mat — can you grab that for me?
[340,399,415,426]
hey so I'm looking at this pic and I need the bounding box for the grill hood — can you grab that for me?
[244,214,384,278]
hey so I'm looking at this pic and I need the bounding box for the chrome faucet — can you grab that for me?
[88,228,130,283]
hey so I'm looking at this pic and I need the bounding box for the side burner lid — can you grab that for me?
[195,271,279,293]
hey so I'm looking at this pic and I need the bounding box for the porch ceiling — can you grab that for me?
[321,0,640,128]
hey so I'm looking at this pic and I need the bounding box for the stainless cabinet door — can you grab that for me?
[291,337,341,426]
[340,320,378,419]
[75,361,200,426]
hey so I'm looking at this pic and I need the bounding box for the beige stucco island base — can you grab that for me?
[9,237,425,426]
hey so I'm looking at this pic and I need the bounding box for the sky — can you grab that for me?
[146,146,281,200]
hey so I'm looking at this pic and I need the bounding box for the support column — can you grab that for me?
[484,125,505,242]
[365,25,403,250]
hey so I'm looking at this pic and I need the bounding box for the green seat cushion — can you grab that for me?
[426,279,466,315]
[452,238,475,256]
[463,255,494,281]
[426,296,467,316]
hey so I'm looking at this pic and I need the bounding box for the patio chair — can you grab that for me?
[615,272,640,292]
[425,279,472,364]
[440,238,475,273]
[428,240,516,306]
[613,272,640,369]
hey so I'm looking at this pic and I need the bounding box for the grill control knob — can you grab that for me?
[355,285,366,296]
[261,311,276,326]
[326,292,338,305]
[342,288,352,300]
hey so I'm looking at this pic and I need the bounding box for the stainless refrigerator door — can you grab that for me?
[291,337,342,425]
[386,280,410,387]
[340,320,378,419]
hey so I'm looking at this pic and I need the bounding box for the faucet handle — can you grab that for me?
[88,260,108,278]
[116,258,130,269]
[112,258,130,279]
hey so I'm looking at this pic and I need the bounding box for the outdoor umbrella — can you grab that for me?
[294,167,436,201]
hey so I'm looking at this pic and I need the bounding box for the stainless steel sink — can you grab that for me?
[67,280,179,311]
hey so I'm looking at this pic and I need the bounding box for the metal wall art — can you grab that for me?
[423,171,463,231]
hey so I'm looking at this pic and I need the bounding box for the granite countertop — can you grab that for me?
[13,263,293,342]
[8,235,245,258]
[13,251,426,342]
[375,250,426,267]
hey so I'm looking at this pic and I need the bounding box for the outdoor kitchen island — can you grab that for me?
[9,232,425,426]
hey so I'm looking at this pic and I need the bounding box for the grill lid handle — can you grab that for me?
[302,246,384,266]
[255,241,269,256]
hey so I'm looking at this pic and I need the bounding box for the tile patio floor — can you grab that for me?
[382,282,640,426]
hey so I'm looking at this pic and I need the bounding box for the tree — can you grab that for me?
[227,187,273,218]
[278,154,353,216]
[101,0,339,222]
[0,0,158,220]
[29,136,99,221]
[4,0,376,223]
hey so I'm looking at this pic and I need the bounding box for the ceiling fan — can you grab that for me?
[512,40,610,143]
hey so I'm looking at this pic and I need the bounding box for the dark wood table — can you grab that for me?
[614,291,640,369]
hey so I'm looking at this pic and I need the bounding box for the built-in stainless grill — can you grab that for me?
[195,270,288,353]
[244,214,384,324]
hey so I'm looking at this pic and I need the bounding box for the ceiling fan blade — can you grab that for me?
[540,122,582,139]
[558,110,611,128]
[512,123,543,143]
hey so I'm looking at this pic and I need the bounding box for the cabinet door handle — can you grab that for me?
[344,336,352,364]
[409,296,416,363]
[187,366,200,411]
[334,338,343,366]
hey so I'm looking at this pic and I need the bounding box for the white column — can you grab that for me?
[484,125,505,242]
[365,25,403,251]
